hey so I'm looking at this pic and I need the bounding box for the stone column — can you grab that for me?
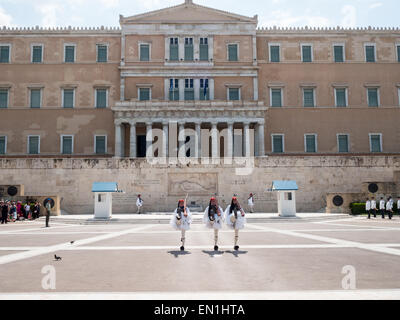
[243,122,251,157]
[162,122,169,158]
[195,122,201,159]
[226,122,234,158]
[114,121,123,158]
[178,123,185,158]
[129,121,137,158]
[211,122,218,159]
[146,122,153,158]
[258,121,265,157]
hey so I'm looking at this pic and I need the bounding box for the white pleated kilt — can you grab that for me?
[224,205,246,230]
[203,206,224,230]
[170,208,192,231]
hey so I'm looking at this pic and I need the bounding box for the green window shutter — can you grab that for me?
[97,45,107,62]
[273,135,283,153]
[184,38,193,61]
[63,89,74,108]
[370,135,381,153]
[28,136,39,155]
[32,46,42,63]
[270,46,280,62]
[139,88,150,101]
[95,136,106,154]
[229,88,240,101]
[228,44,238,61]
[65,46,75,63]
[30,89,41,108]
[0,46,9,63]
[0,90,8,108]
[62,136,73,154]
[0,137,6,154]
[170,38,179,61]
[200,44,208,61]
[271,89,282,107]
[336,89,347,107]
[397,46,400,63]
[338,135,349,153]
[334,46,344,62]
[302,46,312,62]
[140,44,150,61]
[368,88,379,107]
[366,46,375,62]
[305,135,316,153]
[184,79,194,100]
[96,89,107,108]
[303,89,315,107]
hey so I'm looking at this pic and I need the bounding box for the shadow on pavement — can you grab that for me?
[202,250,225,258]
[225,250,248,258]
[168,251,192,258]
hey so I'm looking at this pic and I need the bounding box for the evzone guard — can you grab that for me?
[203,197,224,251]
[170,196,191,251]
[225,196,246,251]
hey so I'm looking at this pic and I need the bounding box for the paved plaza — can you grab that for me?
[0,215,400,299]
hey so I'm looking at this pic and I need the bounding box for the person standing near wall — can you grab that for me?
[136,195,143,214]
[1,201,9,224]
[379,197,386,219]
[371,197,377,218]
[248,193,255,213]
[397,197,400,217]
[386,196,394,220]
[45,200,51,227]
[366,198,371,219]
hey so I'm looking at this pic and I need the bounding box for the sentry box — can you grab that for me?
[92,182,123,219]
[271,180,299,217]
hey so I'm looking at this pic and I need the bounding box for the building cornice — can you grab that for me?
[0,26,121,35]
[257,26,400,35]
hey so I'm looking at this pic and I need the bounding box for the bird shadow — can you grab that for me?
[168,250,192,258]
[202,250,225,258]
[225,250,248,258]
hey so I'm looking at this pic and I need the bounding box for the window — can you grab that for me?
[365,44,376,62]
[28,136,40,155]
[184,38,193,61]
[200,38,209,61]
[269,44,280,63]
[367,88,379,107]
[63,89,74,108]
[0,45,10,63]
[97,44,108,63]
[333,45,344,63]
[0,136,6,155]
[30,89,41,109]
[169,38,179,61]
[228,44,238,61]
[228,88,240,101]
[200,79,209,100]
[95,89,107,108]
[335,88,347,107]
[397,45,400,63]
[139,88,151,101]
[140,44,150,61]
[61,135,74,154]
[95,135,107,154]
[272,134,284,153]
[305,134,317,153]
[337,134,349,153]
[301,44,312,62]
[64,44,76,63]
[369,134,382,153]
[0,89,8,108]
[303,88,315,107]
[184,79,194,100]
[32,45,43,63]
[270,88,282,107]
[169,79,179,101]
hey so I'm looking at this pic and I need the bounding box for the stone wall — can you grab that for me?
[0,156,399,214]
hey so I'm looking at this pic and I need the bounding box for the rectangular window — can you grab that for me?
[97,44,108,63]
[61,136,74,155]
[272,135,284,153]
[367,88,379,107]
[95,136,107,154]
[271,88,282,107]
[200,79,209,100]
[0,136,6,155]
[302,45,312,62]
[64,45,75,63]
[96,89,107,108]
[303,88,315,107]
[0,89,8,108]
[184,38,193,61]
[370,134,382,153]
[305,134,317,153]
[0,45,10,63]
[228,88,240,101]
[337,134,349,153]
[28,136,40,155]
[139,88,150,101]
[365,45,376,62]
[184,79,194,101]
[334,45,344,63]
[200,38,209,61]
[140,44,150,61]
[169,38,179,61]
[228,44,238,61]
[32,45,43,63]
[30,89,41,109]
[169,79,179,101]
[397,45,400,63]
[63,89,74,108]
[335,88,347,107]
[270,45,280,62]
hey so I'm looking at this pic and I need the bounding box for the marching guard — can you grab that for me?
[203,197,224,251]
[225,196,246,251]
[170,197,191,251]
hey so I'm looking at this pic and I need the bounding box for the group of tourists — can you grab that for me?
[0,200,42,224]
[365,196,400,220]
